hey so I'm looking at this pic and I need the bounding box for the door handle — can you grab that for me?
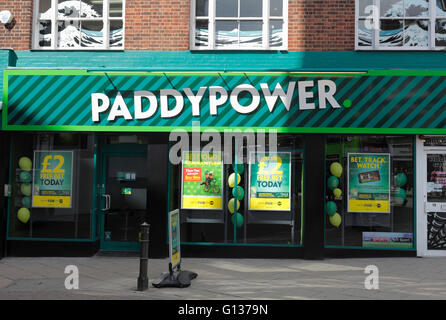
[101,194,111,211]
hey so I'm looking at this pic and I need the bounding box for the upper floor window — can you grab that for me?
[356,0,446,50]
[33,0,124,50]
[191,0,288,50]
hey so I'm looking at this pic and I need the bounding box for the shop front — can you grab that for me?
[1,69,445,258]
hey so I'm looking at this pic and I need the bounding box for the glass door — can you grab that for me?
[99,146,148,251]
[423,151,446,256]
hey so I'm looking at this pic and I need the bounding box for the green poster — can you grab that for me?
[32,150,73,208]
[249,152,291,211]
[181,151,223,210]
[347,153,390,213]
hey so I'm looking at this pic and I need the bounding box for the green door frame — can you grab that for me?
[98,144,147,251]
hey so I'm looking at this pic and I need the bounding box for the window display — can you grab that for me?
[8,133,95,240]
[325,135,415,249]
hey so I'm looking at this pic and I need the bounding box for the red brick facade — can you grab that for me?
[0,0,355,51]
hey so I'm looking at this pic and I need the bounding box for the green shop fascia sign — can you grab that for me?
[3,69,446,133]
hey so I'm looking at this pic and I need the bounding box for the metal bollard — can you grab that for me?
[137,222,150,291]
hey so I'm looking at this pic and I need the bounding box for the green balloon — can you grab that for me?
[327,176,339,190]
[232,186,245,200]
[19,171,31,183]
[228,173,241,188]
[21,196,31,208]
[231,212,244,228]
[333,188,342,198]
[330,162,343,178]
[21,183,32,197]
[18,157,32,171]
[326,201,337,217]
[329,212,342,228]
[394,173,407,187]
[393,187,407,205]
[17,207,30,224]
[232,163,244,175]
[228,198,240,214]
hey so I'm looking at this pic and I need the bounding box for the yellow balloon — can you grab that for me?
[330,162,343,178]
[333,188,342,198]
[329,212,342,228]
[228,198,240,214]
[228,173,241,188]
[21,184,32,197]
[17,207,30,224]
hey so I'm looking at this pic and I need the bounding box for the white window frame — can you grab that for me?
[32,0,125,50]
[356,0,446,51]
[190,0,288,50]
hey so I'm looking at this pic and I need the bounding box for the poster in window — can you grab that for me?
[248,152,291,211]
[181,151,223,210]
[347,153,390,213]
[32,150,73,208]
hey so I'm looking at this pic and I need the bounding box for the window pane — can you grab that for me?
[437,0,446,17]
[240,0,262,17]
[39,0,52,19]
[380,0,403,17]
[270,0,283,16]
[195,19,209,47]
[325,136,414,249]
[81,20,103,47]
[216,20,238,47]
[405,0,428,17]
[38,20,52,47]
[380,19,403,46]
[109,0,123,17]
[110,20,124,48]
[196,0,209,16]
[358,0,373,17]
[81,0,103,18]
[57,0,80,18]
[404,19,429,46]
[270,19,283,47]
[358,19,373,46]
[169,134,304,246]
[8,133,94,240]
[216,0,238,17]
[58,20,80,47]
[435,19,446,46]
[240,21,262,47]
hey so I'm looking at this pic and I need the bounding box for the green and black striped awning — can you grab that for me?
[3,69,446,134]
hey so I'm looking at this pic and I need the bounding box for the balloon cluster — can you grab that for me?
[17,156,32,224]
[326,162,343,228]
[228,163,244,228]
[393,172,407,206]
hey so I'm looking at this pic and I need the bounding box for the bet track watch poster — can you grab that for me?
[347,153,390,213]
[181,151,223,210]
[249,152,291,211]
[32,150,73,208]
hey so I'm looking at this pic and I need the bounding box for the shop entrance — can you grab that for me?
[99,145,148,251]
[419,145,446,256]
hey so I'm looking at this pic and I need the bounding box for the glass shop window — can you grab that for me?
[8,133,95,240]
[325,135,415,249]
[33,0,124,49]
[168,133,303,246]
[356,0,446,50]
[191,0,288,50]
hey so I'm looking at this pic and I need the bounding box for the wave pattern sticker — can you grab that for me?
[195,28,283,47]
[38,0,123,48]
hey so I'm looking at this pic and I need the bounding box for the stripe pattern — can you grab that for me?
[5,73,446,130]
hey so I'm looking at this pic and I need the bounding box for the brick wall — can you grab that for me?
[0,1,33,50]
[0,0,355,51]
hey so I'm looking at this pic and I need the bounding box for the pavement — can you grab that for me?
[0,256,445,300]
